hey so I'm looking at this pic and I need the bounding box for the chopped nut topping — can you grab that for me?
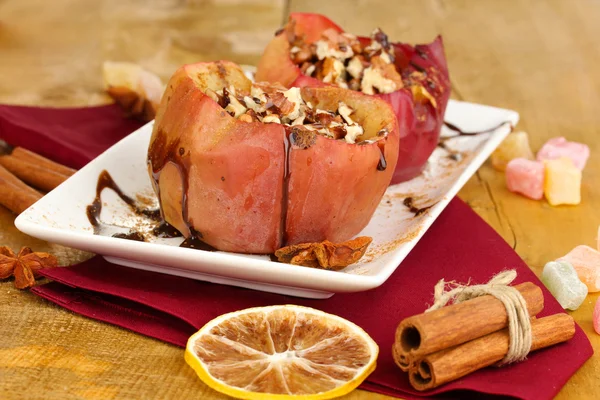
[338,102,354,124]
[362,64,400,95]
[271,92,295,116]
[224,95,246,118]
[238,113,253,123]
[286,25,405,95]
[281,87,302,120]
[320,58,346,88]
[262,115,281,124]
[347,56,365,79]
[304,64,316,76]
[345,125,364,144]
[207,83,375,144]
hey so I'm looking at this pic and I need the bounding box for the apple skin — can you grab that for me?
[148,61,399,254]
[286,86,399,245]
[255,12,451,184]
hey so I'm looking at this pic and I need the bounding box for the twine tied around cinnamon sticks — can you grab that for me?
[425,270,532,364]
[393,272,575,391]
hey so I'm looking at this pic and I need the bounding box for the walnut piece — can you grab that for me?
[238,113,254,123]
[274,236,372,271]
[270,92,295,116]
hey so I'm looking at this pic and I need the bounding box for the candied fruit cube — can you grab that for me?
[543,157,581,206]
[505,158,544,200]
[491,131,534,171]
[558,245,600,292]
[537,137,590,171]
[541,260,588,310]
[594,297,600,335]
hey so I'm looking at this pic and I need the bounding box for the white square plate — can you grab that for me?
[15,99,518,299]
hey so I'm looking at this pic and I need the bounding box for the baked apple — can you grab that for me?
[256,12,451,183]
[147,61,399,254]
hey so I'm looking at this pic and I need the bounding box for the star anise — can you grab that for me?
[274,236,373,271]
[0,246,57,289]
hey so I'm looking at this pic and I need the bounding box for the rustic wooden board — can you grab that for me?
[1,0,599,398]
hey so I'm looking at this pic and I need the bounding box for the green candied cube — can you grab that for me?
[541,260,588,310]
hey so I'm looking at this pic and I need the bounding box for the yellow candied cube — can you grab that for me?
[491,131,534,171]
[544,157,581,206]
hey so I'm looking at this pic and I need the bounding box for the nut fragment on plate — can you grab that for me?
[0,246,58,289]
[102,61,164,122]
[274,236,372,270]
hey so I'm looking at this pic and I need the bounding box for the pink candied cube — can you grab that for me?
[594,297,600,335]
[505,158,544,200]
[537,137,590,170]
[559,245,600,292]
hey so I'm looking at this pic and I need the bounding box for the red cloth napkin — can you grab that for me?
[0,104,593,399]
[0,104,141,169]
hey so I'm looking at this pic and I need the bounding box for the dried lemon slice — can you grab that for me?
[185,305,378,399]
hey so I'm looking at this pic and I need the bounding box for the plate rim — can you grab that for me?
[15,99,520,294]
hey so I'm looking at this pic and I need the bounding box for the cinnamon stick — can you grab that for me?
[0,164,42,214]
[11,147,76,177]
[409,313,575,390]
[392,343,413,371]
[394,282,543,370]
[0,152,72,192]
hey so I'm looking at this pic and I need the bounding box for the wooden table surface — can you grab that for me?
[1,0,599,398]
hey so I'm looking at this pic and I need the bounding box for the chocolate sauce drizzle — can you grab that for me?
[436,141,463,162]
[376,142,387,171]
[87,170,137,226]
[112,231,146,242]
[280,128,292,247]
[138,208,161,220]
[86,170,189,245]
[180,236,218,251]
[153,221,183,238]
[86,170,163,242]
[438,120,514,162]
[89,171,161,223]
[442,120,513,137]
[147,124,224,250]
[403,197,435,217]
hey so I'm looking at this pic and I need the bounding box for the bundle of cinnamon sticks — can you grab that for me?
[0,144,75,214]
[393,282,575,390]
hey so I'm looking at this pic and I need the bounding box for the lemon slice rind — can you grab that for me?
[185,305,378,400]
